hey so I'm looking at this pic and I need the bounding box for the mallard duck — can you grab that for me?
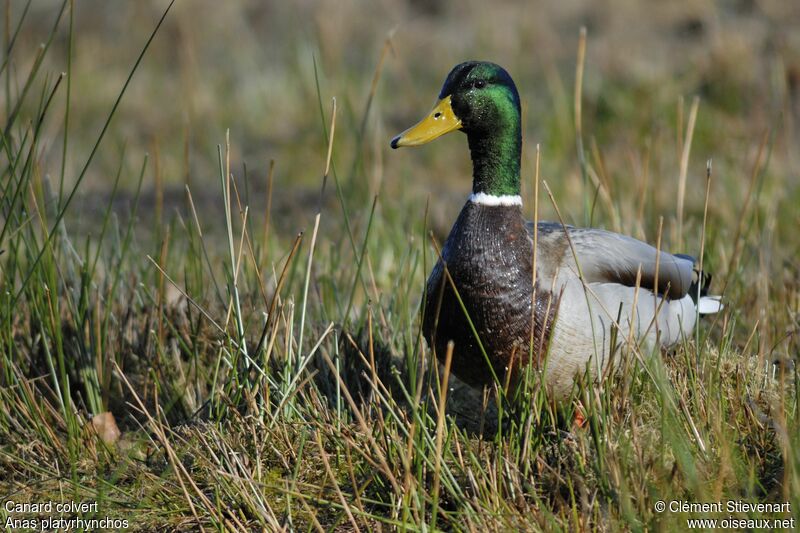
[391,61,722,397]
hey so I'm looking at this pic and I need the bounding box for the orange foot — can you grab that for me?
[573,406,588,429]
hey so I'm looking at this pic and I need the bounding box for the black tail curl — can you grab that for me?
[674,253,713,304]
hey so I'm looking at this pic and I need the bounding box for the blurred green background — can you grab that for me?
[11,0,799,242]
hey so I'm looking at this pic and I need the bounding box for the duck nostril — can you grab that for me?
[434,112,442,118]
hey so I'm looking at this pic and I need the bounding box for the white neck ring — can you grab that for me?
[468,192,523,206]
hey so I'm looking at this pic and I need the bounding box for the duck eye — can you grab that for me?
[473,80,486,89]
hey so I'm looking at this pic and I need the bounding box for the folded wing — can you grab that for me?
[529,222,695,299]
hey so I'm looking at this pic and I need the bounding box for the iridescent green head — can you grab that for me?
[391,61,522,197]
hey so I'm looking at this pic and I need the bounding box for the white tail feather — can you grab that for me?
[697,296,723,315]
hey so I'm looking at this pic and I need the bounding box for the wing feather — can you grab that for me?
[527,221,694,299]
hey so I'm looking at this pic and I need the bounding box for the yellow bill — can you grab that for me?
[390,95,462,148]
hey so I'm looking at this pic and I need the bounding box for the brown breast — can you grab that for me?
[423,202,558,387]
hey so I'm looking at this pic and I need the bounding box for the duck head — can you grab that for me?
[391,61,522,197]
